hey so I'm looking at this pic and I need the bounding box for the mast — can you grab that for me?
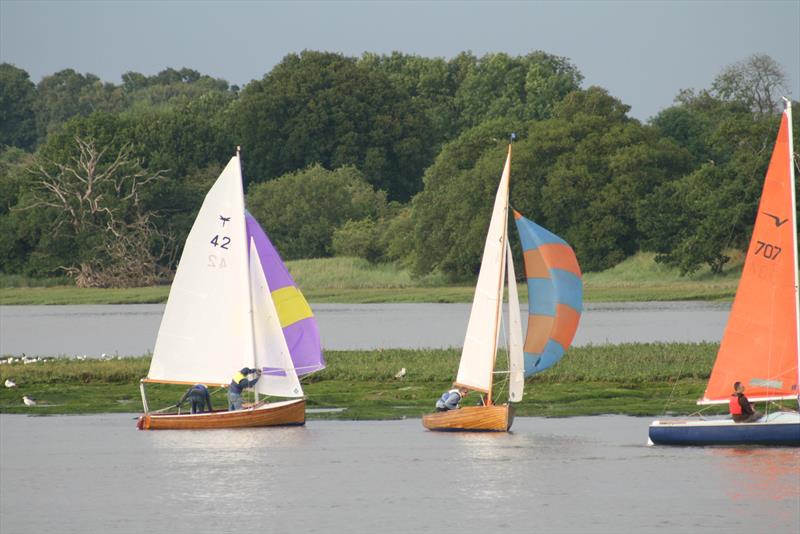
[785,99,800,403]
[238,146,259,403]
[486,143,512,406]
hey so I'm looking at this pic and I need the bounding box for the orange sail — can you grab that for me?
[701,108,799,403]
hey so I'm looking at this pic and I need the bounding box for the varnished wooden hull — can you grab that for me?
[422,404,515,432]
[137,399,305,430]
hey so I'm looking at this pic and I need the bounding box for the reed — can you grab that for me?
[0,343,734,418]
[0,253,740,304]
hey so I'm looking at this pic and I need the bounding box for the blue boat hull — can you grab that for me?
[649,416,800,446]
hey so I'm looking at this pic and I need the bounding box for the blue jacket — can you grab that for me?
[178,384,212,411]
[435,389,463,410]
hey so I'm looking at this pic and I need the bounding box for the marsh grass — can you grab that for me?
[582,252,741,301]
[0,343,742,419]
[0,274,72,288]
[0,253,741,304]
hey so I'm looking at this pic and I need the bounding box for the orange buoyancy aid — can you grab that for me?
[729,394,743,415]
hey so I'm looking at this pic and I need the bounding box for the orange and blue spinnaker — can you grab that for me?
[513,210,582,376]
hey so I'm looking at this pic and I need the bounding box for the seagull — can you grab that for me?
[5,379,16,388]
[23,395,36,407]
[394,368,407,379]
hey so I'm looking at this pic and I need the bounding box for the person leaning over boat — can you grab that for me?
[730,382,762,423]
[228,367,262,411]
[435,386,469,411]
[177,384,213,414]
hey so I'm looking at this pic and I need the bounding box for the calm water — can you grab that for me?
[0,301,730,357]
[0,414,797,534]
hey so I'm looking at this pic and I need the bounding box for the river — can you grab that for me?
[0,301,730,357]
[0,414,797,534]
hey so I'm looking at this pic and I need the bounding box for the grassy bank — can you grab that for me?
[0,343,758,420]
[0,253,741,305]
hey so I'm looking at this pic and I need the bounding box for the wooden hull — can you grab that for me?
[422,404,514,432]
[137,399,305,430]
[649,412,800,446]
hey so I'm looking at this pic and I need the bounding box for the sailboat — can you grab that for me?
[137,149,324,430]
[422,144,583,432]
[649,100,800,446]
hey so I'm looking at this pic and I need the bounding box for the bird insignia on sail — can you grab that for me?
[762,212,788,227]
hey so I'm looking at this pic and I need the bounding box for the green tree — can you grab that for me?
[332,219,383,262]
[246,165,387,259]
[232,51,434,201]
[34,69,124,141]
[454,51,583,128]
[640,103,791,274]
[0,64,37,150]
[410,88,690,278]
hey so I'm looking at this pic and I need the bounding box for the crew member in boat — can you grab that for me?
[435,386,469,412]
[177,384,213,414]
[228,367,262,411]
[730,381,762,423]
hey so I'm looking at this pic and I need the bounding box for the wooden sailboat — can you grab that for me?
[137,149,324,430]
[423,144,583,432]
[649,100,800,446]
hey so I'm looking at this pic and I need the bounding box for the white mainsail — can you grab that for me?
[455,148,511,393]
[506,241,524,402]
[249,239,304,398]
[148,156,255,384]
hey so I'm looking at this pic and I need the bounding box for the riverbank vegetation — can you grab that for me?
[0,343,767,419]
[0,252,740,305]
[2,53,797,291]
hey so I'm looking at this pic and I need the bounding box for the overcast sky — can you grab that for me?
[1,0,798,121]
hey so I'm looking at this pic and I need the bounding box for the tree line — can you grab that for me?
[0,52,796,287]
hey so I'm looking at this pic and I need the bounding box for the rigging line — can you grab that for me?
[661,349,690,415]
[686,404,715,419]
[769,400,799,413]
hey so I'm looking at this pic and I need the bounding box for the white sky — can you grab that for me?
[1,0,798,121]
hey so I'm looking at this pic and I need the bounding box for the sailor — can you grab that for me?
[177,384,212,414]
[435,386,468,412]
[729,381,762,423]
[228,367,261,411]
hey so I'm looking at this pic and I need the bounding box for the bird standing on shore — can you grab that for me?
[394,368,407,380]
[22,395,36,407]
[4,379,16,388]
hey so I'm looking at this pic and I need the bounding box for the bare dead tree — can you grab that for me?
[712,54,790,116]
[21,136,172,287]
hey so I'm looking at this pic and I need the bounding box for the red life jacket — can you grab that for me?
[729,394,742,415]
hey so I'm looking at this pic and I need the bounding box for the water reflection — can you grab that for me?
[710,448,800,501]
[2,415,798,534]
